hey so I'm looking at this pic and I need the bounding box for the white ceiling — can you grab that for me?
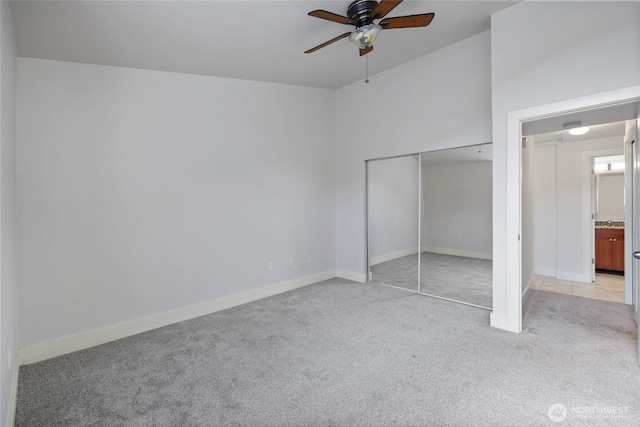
[10,0,517,90]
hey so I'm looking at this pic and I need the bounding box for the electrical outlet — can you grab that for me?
[307,255,312,264]
[288,258,293,268]
[268,262,273,272]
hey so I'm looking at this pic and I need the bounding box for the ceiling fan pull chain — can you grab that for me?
[365,54,369,84]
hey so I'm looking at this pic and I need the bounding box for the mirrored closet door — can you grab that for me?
[366,144,493,309]
[367,155,420,291]
[419,144,493,309]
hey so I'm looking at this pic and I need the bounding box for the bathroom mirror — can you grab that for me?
[367,155,420,291]
[419,144,493,308]
[594,169,624,221]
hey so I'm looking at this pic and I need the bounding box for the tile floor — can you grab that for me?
[531,273,625,303]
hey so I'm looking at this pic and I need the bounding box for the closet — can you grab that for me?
[367,144,493,309]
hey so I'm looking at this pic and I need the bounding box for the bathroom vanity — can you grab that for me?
[595,225,624,272]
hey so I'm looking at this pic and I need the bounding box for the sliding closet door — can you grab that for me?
[367,155,420,291]
[419,144,493,308]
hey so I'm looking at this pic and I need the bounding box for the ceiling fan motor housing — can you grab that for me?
[348,0,378,27]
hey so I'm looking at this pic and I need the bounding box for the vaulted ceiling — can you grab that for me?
[11,1,516,90]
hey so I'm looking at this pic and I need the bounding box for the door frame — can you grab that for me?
[504,85,640,332]
[633,109,640,365]
[625,127,636,304]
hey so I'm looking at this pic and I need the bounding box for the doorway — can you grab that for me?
[523,121,630,304]
[508,99,640,363]
[500,88,640,333]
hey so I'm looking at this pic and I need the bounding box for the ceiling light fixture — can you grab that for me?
[569,127,590,136]
[348,23,382,48]
[563,121,590,136]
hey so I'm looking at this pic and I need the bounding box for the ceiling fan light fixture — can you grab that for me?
[348,23,382,48]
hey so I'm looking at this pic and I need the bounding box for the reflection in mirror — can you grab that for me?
[594,155,625,221]
[367,155,419,291]
[419,144,493,308]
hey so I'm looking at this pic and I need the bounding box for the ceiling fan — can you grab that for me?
[305,0,435,56]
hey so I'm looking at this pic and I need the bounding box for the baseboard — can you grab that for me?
[532,268,591,284]
[5,360,19,427]
[533,267,556,277]
[18,270,336,365]
[522,276,534,306]
[336,269,367,283]
[422,247,492,260]
[370,248,419,266]
[556,271,591,284]
[369,247,492,266]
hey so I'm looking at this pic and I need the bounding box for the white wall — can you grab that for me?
[0,1,18,425]
[491,1,640,331]
[596,173,624,221]
[557,136,623,281]
[17,58,337,348]
[521,140,534,291]
[533,137,624,282]
[421,161,492,259]
[532,144,557,277]
[336,31,492,281]
[368,155,419,265]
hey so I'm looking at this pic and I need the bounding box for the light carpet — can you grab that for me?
[370,252,492,308]
[16,279,639,426]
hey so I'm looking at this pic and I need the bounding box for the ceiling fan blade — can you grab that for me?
[305,32,351,54]
[308,10,354,25]
[370,0,403,20]
[380,13,435,29]
[360,46,373,56]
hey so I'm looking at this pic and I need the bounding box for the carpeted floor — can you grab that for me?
[370,252,492,308]
[369,253,420,291]
[16,279,639,426]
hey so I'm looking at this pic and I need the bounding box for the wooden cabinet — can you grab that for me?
[595,228,624,272]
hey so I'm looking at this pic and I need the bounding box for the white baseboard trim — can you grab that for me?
[556,271,591,284]
[532,268,591,284]
[336,269,367,283]
[5,361,19,427]
[522,276,535,306]
[422,247,492,261]
[533,267,556,277]
[370,248,419,266]
[18,270,336,365]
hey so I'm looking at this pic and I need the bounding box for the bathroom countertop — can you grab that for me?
[594,220,624,229]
